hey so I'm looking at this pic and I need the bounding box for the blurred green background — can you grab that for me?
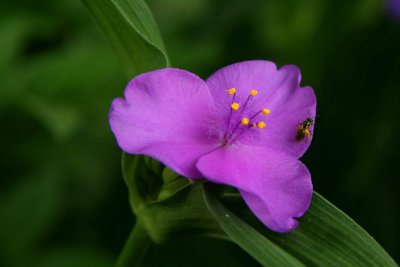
[1,0,399,266]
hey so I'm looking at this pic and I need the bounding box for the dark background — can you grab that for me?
[1,0,399,266]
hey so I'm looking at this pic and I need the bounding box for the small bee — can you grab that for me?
[296,118,314,141]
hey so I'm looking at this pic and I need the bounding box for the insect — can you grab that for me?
[296,118,314,141]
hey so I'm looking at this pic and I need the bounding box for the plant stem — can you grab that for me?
[116,220,152,267]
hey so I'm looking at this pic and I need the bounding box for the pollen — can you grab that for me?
[257,121,266,129]
[231,103,240,110]
[250,89,258,96]
[241,118,249,125]
[227,88,236,95]
[262,109,271,115]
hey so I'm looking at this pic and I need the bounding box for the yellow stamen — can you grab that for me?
[227,88,236,95]
[241,118,249,125]
[231,103,240,110]
[250,89,258,96]
[257,121,266,129]
[261,108,271,115]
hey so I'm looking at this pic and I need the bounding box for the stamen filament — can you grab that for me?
[224,88,270,145]
[226,88,237,127]
[240,89,258,113]
[249,108,270,121]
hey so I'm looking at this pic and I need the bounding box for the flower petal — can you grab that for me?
[196,144,313,232]
[206,60,316,157]
[109,68,222,178]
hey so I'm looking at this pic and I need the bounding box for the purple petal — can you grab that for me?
[206,60,316,158]
[109,68,221,178]
[197,144,313,232]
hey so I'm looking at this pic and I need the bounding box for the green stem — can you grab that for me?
[116,220,152,267]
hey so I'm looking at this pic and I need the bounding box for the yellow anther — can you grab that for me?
[257,121,266,129]
[250,89,258,96]
[227,88,236,95]
[231,103,240,111]
[262,108,271,115]
[241,118,249,125]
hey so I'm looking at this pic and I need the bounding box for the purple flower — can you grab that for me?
[109,60,316,232]
[388,0,400,20]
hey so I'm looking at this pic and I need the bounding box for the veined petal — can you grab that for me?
[196,144,312,232]
[109,68,221,178]
[206,60,316,158]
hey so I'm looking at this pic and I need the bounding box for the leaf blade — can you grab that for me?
[219,190,398,267]
[203,186,306,267]
[269,192,398,267]
[81,0,169,78]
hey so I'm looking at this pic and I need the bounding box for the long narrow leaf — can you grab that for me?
[217,189,398,267]
[265,192,398,266]
[82,0,169,78]
[203,186,305,267]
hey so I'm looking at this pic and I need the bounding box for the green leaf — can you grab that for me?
[122,164,397,267]
[122,155,224,243]
[138,182,225,243]
[275,192,398,266]
[82,0,169,78]
[122,154,164,214]
[122,156,397,267]
[215,188,398,267]
[118,155,232,266]
[203,186,305,267]
[141,235,261,267]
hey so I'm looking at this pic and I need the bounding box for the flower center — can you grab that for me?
[222,87,271,146]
